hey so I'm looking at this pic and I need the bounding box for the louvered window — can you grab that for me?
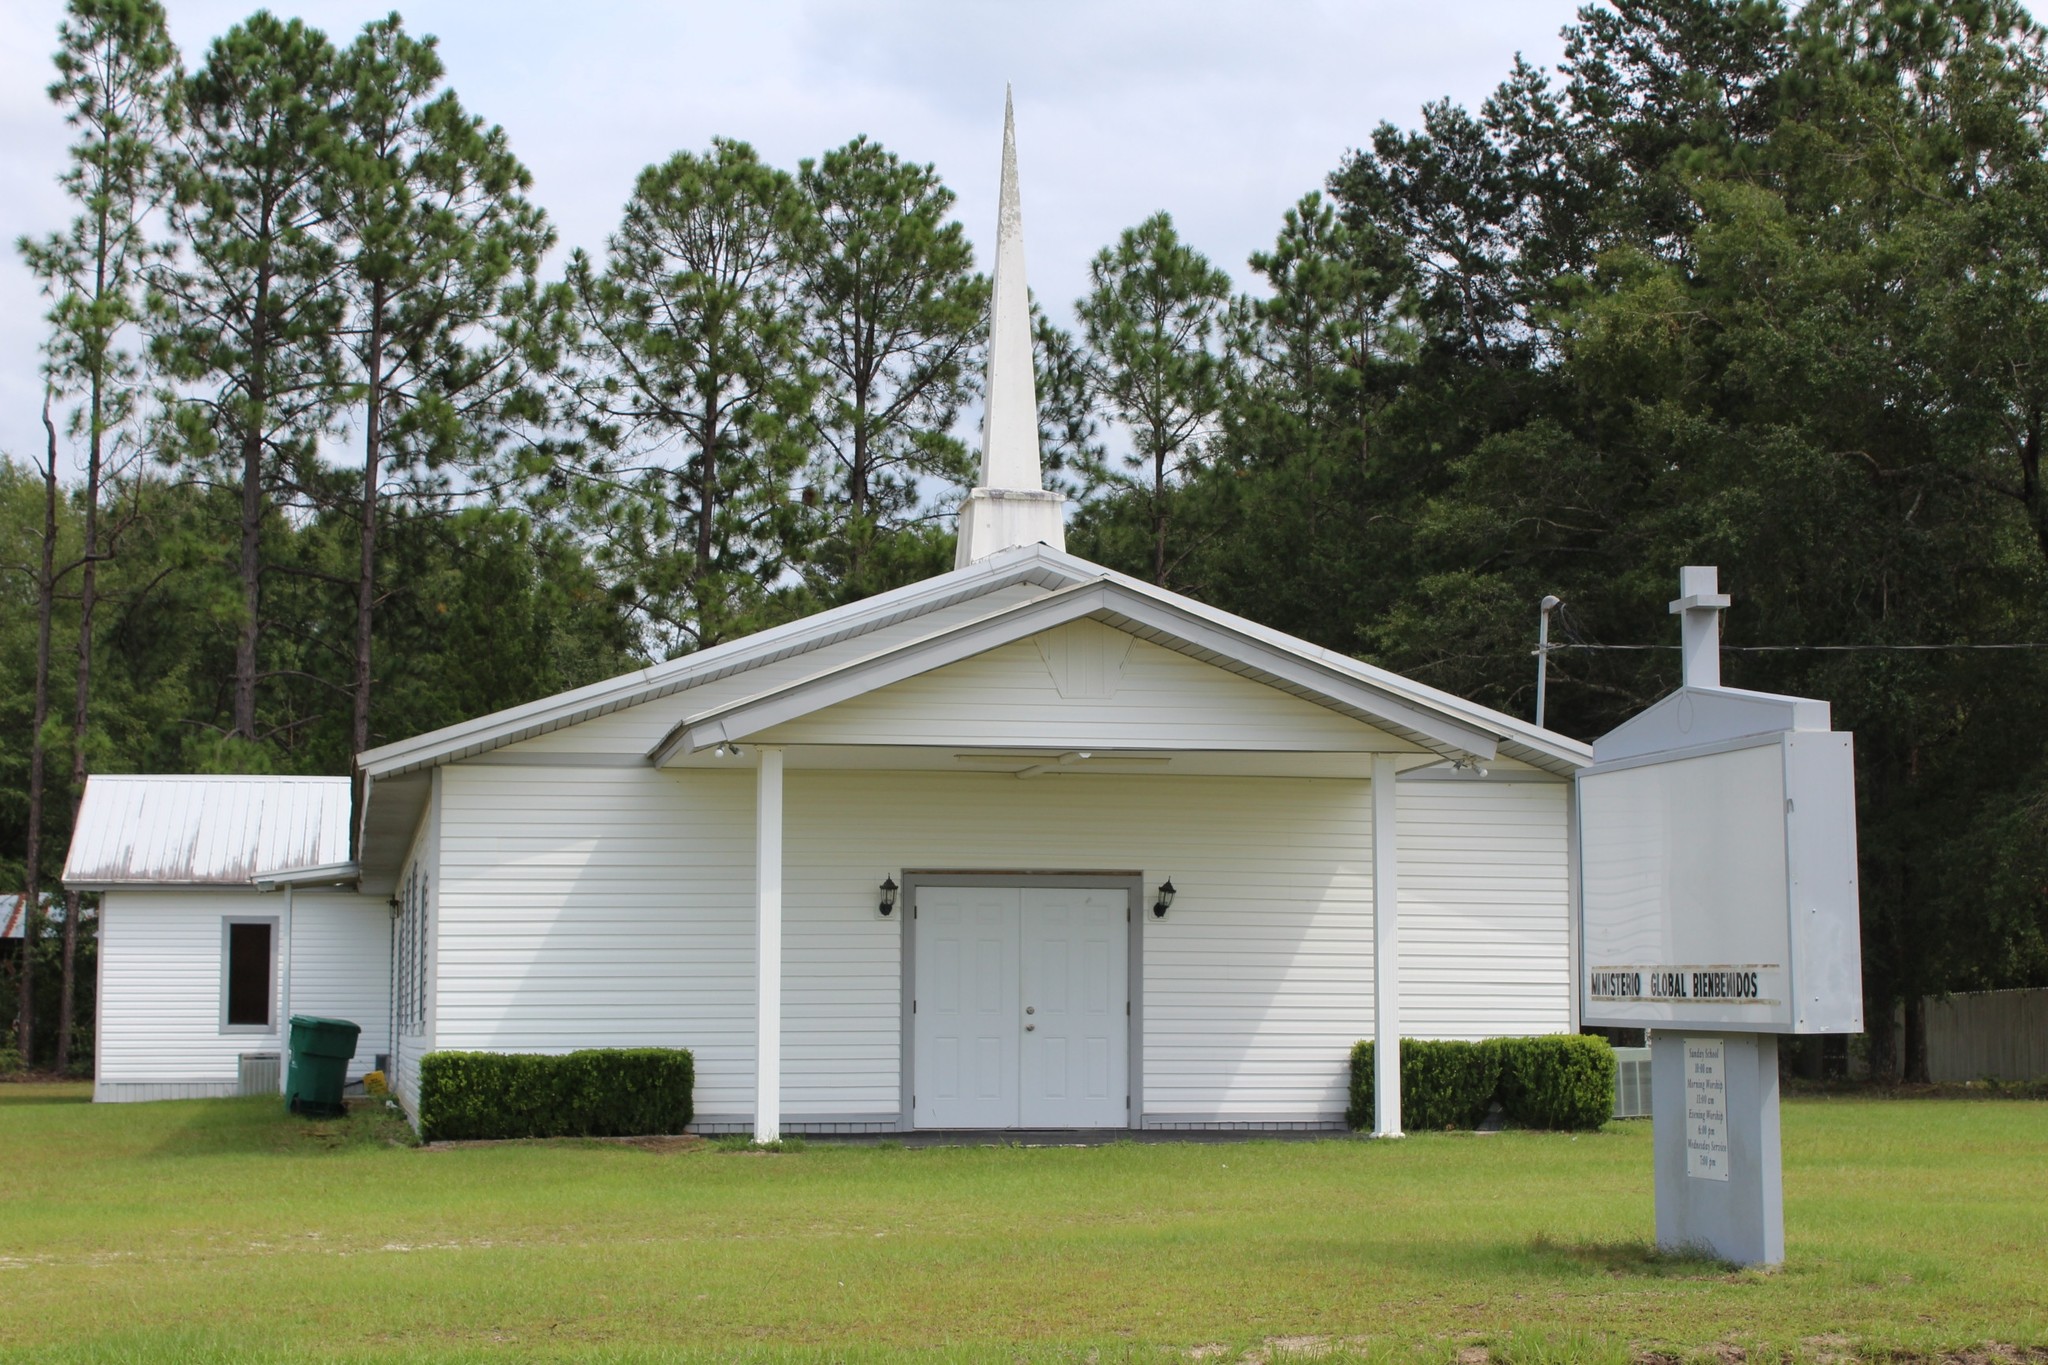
[395,866,430,1032]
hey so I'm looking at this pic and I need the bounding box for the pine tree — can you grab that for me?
[793,136,984,596]
[15,0,178,1069]
[329,14,558,759]
[150,13,345,749]
[1076,213,1230,585]
[560,140,814,654]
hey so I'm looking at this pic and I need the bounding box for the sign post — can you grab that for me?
[1577,568,1862,1266]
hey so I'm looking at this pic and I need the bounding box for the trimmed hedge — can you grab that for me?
[416,1047,694,1142]
[1494,1034,1617,1132]
[1348,1034,1613,1132]
[1347,1038,1502,1131]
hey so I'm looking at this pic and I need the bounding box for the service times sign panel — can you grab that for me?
[1579,731,1863,1034]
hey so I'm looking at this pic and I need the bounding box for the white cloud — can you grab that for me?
[1,0,1584,472]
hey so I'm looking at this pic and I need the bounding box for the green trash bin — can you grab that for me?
[286,1015,361,1118]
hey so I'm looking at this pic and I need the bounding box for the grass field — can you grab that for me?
[0,1083,2041,1364]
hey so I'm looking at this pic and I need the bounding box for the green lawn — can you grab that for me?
[0,1084,2041,1364]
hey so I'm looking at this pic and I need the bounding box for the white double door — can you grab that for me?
[912,884,1129,1128]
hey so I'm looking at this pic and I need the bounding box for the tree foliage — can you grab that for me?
[560,139,816,655]
[794,136,984,597]
[1075,212,1231,585]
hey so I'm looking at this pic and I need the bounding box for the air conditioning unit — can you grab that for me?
[1611,1046,1652,1119]
[238,1052,280,1097]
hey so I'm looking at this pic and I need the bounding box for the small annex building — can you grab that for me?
[67,101,1594,1134]
[63,775,389,1101]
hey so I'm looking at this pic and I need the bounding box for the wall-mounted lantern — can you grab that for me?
[1151,879,1177,918]
[878,876,899,917]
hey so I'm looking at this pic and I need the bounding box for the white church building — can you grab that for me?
[64,103,1592,1137]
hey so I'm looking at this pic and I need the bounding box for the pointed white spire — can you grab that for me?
[956,86,1065,568]
[979,86,1042,492]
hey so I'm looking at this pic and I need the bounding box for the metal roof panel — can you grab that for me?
[62,775,352,888]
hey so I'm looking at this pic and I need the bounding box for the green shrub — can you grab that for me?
[416,1047,693,1142]
[1495,1034,1616,1131]
[1347,1038,1505,1131]
[1349,1034,1614,1132]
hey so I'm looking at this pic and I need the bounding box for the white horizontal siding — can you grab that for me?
[759,623,1400,752]
[1397,779,1571,1038]
[288,890,392,1081]
[95,888,279,1090]
[95,886,393,1100]
[427,758,1568,1128]
[435,764,1383,1123]
[498,584,1055,758]
[436,764,758,1114]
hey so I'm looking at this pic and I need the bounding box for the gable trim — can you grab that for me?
[650,581,1501,765]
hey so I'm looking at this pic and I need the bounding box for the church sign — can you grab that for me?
[1575,567,1865,1266]
[1579,727,1861,1034]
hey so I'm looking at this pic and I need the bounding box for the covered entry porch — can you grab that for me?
[677,739,1463,1142]
[637,589,1571,1141]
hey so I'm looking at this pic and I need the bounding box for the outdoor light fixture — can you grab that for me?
[878,876,899,917]
[1536,594,1564,729]
[1151,879,1177,918]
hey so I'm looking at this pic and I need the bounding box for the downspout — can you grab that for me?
[278,884,294,1094]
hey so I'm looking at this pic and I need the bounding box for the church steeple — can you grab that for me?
[955,87,1065,568]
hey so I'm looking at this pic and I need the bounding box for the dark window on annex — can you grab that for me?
[225,921,274,1027]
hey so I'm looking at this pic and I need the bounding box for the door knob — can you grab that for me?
[1025,1024,1035,1031]
[1025,1006,1035,1015]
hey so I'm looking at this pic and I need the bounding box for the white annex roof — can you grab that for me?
[63,775,353,890]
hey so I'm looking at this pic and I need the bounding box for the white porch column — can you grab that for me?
[753,746,785,1142]
[1371,753,1402,1138]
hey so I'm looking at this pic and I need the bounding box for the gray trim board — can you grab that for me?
[94,1080,243,1103]
[1141,1116,1347,1132]
[899,870,1145,1133]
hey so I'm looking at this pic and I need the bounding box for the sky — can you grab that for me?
[0,0,1590,476]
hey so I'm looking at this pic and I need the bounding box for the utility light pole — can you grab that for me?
[1536,595,1563,729]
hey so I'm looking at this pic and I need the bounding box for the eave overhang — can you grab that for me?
[252,861,362,893]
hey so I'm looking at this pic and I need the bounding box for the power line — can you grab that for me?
[1547,642,2048,653]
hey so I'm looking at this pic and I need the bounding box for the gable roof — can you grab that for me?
[360,544,1587,792]
[652,577,1507,764]
[64,775,353,889]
